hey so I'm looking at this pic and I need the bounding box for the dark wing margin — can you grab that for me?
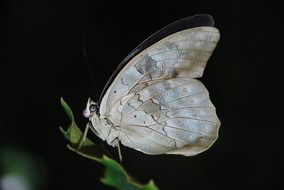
[99,14,215,103]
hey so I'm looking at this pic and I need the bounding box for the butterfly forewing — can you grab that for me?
[99,14,215,103]
[100,26,219,115]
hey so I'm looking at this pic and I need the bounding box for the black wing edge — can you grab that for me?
[99,14,215,103]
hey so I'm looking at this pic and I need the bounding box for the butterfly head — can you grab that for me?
[83,98,99,118]
[83,98,112,141]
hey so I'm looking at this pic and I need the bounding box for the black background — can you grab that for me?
[1,0,283,190]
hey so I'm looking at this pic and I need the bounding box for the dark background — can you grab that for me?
[1,0,283,190]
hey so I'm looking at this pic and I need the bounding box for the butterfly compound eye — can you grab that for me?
[89,104,98,113]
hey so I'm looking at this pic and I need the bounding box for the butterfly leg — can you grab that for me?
[78,122,91,150]
[111,138,123,163]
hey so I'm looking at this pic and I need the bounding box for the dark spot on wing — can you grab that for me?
[171,69,178,78]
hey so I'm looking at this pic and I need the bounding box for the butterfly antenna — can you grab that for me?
[82,34,96,97]
[117,141,123,163]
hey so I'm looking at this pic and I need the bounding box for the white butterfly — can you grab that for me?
[82,14,220,159]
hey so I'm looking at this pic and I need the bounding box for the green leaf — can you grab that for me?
[60,98,159,190]
[60,97,74,121]
[60,98,95,147]
[99,156,159,190]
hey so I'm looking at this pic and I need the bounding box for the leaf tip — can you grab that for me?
[60,97,65,105]
[60,98,74,122]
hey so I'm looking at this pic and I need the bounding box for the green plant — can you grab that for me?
[60,98,159,190]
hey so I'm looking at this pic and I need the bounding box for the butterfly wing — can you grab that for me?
[99,14,215,103]
[99,15,220,156]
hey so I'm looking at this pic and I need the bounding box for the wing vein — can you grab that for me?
[165,91,206,104]
[121,124,186,143]
[119,130,141,149]
[161,116,218,124]
[145,48,213,58]
[127,91,206,114]
[126,80,199,114]
[135,56,208,68]
[146,122,215,137]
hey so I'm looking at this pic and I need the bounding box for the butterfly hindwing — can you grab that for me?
[109,78,220,156]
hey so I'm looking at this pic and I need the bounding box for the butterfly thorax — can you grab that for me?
[90,113,120,147]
